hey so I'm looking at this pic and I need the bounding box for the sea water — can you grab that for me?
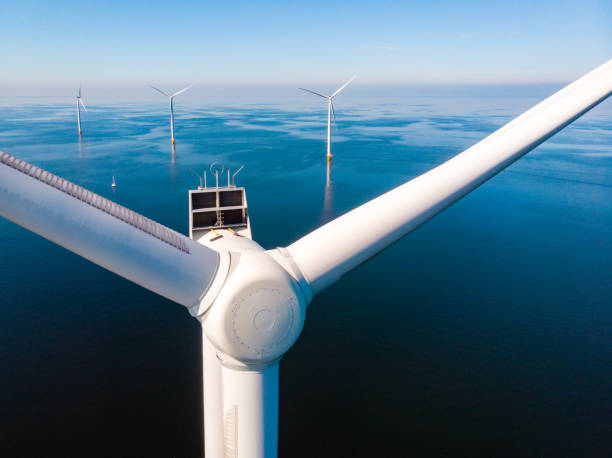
[0,87,611,456]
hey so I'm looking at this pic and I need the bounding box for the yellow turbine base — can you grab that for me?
[172,138,175,145]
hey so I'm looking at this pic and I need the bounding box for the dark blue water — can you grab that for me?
[0,90,611,457]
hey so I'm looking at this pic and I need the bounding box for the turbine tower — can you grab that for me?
[300,76,355,162]
[76,85,87,136]
[1,59,611,458]
[149,84,192,145]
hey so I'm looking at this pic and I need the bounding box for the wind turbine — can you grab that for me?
[76,85,87,136]
[1,59,611,458]
[149,84,192,145]
[300,76,355,162]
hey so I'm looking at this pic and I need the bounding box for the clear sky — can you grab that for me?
[0,0,610,92]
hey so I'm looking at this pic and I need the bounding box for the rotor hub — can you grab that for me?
[203,249,307,364]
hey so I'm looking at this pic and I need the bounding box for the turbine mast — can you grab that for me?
[327,98,332,161]
[203,333,224,458]
[76,97,82,136]
[75,86,86,136]
[170,96,175,145]
[220,360,279,458]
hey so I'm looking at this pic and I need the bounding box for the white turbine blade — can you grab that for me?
[79,98,87,112]
[78,85,81,98]
[0,150,220,309]
[330,75,356,98]
[149,84,170,97]
[298,87,329,99]
[288,59,612,294]
[171,84,192,98]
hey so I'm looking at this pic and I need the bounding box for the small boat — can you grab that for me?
[111,175,116,188]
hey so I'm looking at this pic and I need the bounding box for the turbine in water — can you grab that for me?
[299,75,355,162]
[149,84,192,145]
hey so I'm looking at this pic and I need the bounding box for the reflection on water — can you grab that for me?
[0,92,611,457]
[77,136,83,157]
[321,161,334,223]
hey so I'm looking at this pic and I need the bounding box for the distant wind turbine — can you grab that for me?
[76,85,87,136]
[149,84,192,145]
[300,76,355,161]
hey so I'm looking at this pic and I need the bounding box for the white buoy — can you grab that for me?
[111,175,116,188]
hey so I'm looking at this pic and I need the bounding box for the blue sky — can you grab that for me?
[0,0,610,91]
